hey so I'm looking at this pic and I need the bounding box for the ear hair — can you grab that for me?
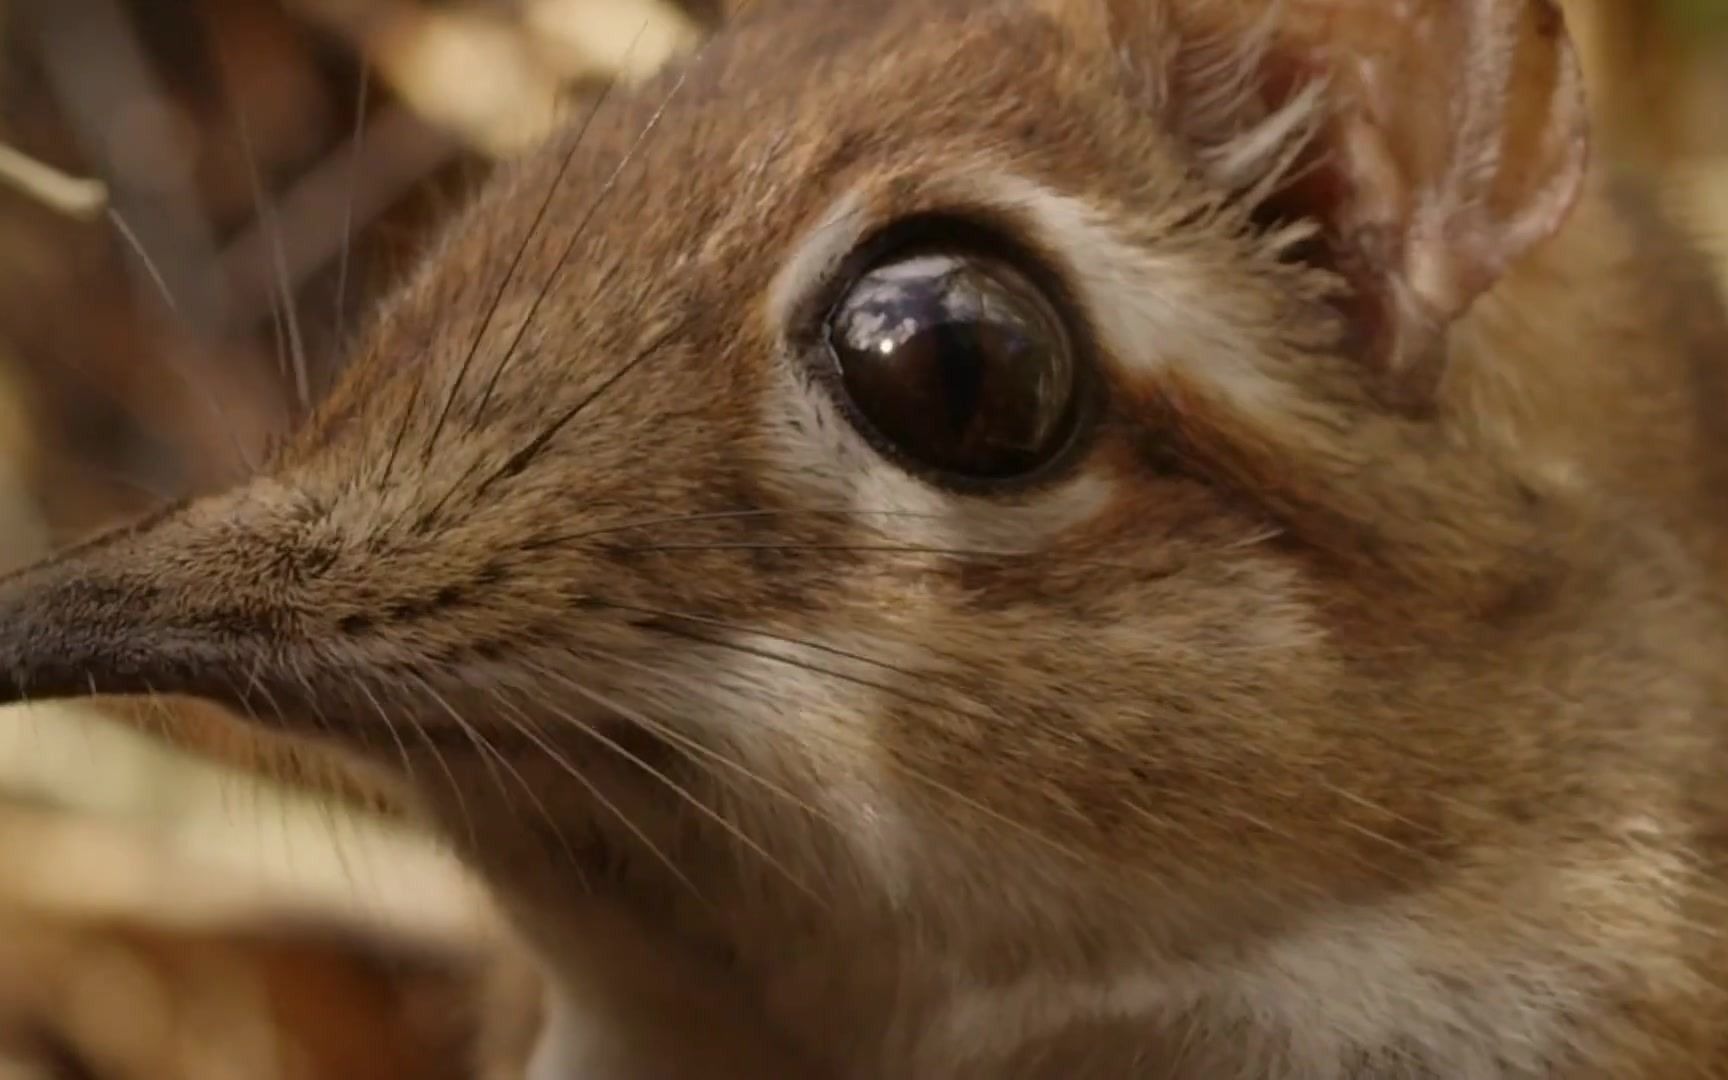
[1100,0,1590,411]
[1163,2,1329,203]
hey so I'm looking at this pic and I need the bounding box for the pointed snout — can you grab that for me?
[0,512,426,818]
[0,505,280,710]
[0,534,188,706]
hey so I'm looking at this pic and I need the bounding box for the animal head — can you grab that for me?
[6,0,1708,983]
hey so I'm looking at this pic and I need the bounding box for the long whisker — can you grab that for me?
[610,541,1166,574]
[105,207,257,473]
[232,664,317,872]
[585,598,932,679]
[333,63,370,352]
[232,108,311,417]
[39,460,178,505]
[1313,776,1445,842]
[519,657,828,909]
[488,691,700,901]
[413,21,656,474]
[394,321,679,538]
[368,677,476,852]
[282,656,369,891]
[625,614,1005,728]
[349,673,419,790]
[606,633,1218,892]
[536,635,1110,884]
[519,508,956,550]
[402,670,557,844]
[625,542,1038,558]
[460,60,699,431]
[106,207,180,317]
[559,645,844,832]
[405,673,589,870]
[467,323,684,507]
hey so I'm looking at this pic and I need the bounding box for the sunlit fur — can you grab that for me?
[1,0,1727,1076]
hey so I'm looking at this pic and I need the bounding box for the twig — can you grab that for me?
[0,143,107,220]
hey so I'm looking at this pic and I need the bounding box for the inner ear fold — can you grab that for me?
[1127,0,1590,410]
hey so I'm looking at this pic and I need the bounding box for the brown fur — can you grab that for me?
[3,0,1728,1076]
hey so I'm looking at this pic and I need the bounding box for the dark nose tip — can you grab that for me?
[0,543,419,820]
[0,555,156,705]
[0,502,218,707]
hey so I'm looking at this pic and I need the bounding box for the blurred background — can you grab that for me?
[0,0,1716,1076]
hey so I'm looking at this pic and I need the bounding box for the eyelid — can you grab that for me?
[806,213,1078,337]
[766,190,873,341]
[767,184,1072,350]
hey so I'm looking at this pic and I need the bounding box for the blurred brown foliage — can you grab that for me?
[0,2,703,1077]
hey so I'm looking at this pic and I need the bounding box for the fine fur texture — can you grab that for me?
[4,0,1728,1076]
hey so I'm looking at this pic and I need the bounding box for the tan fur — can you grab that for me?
[2,0,1728,1076]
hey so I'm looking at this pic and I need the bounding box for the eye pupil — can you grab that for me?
[934,325,987,440]
[826,247,1078,482]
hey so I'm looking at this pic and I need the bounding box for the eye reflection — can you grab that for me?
[825,247,1078,481]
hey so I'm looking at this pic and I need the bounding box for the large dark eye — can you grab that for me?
[825,245,1080,482]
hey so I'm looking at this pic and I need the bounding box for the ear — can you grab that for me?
[1104,0,1590,409]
